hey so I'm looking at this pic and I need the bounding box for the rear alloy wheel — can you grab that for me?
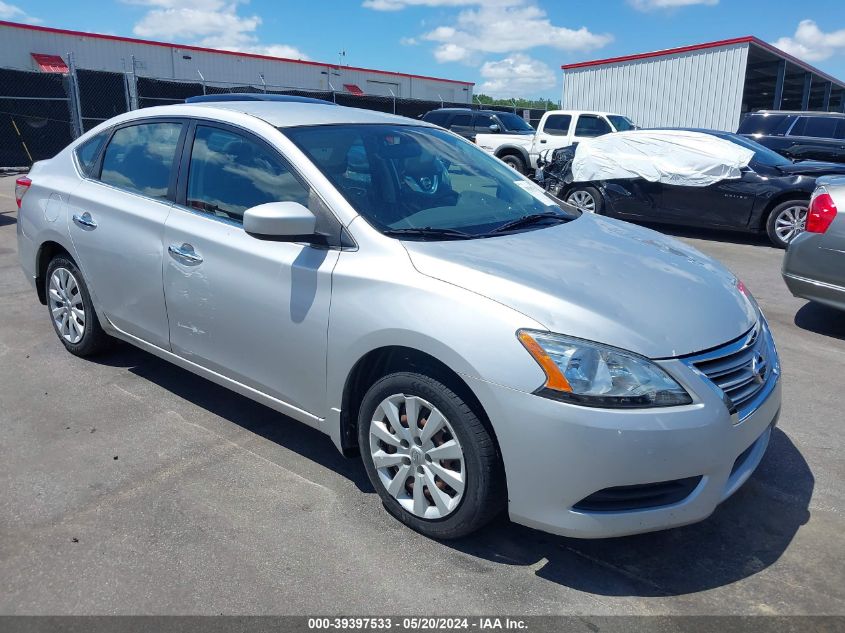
[358,372,504,539]
[767,200,808,248]
[566,186,604,214]
[500,154,526,174]
[45,256,111,357]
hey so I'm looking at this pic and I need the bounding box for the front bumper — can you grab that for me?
[466,336,781,539]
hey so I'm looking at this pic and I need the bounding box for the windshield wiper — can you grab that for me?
[485,212,572,235]
[382,226,474,240]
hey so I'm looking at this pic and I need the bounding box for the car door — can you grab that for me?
[162,122,340,417]
[68,119,186,348]
[447,113,474,140]
[571,114,613,145]
[659,168,758,229]
[531,113,573,156]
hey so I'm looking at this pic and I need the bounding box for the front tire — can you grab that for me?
[766,200,808,248]
[358,372,504,539]
[565,185,604,214]
[500,153,526,174]
[45,256,111,357]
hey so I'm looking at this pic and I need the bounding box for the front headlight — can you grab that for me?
[518,330,692,408]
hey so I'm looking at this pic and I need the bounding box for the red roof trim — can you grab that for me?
[0,20,475,86]
[561,37,756,69]
[562,35,845,89]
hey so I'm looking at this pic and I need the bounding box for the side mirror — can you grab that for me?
[243,201,316,240]
[488,123,501,133]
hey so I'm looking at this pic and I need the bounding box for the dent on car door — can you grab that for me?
[67,120,185,348]
[162,123,339,416]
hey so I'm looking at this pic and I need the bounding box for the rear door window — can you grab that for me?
[448,113,474,135]
[543,114,572,136]
[574,114,612,138]
[186,125,309,223]
[473,114,497,133]
[790,116,839,139]
[100,122,183,198]
[423,111,450,126]
[738,113,795,136]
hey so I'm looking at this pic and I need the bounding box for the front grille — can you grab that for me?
[687,321,774,419]
[573,476,702,513]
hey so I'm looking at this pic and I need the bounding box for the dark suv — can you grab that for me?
[738,111,845,164]
[421,108,534,141]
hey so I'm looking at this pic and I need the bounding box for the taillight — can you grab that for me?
[806,190,838,234]
[14,176,31,209]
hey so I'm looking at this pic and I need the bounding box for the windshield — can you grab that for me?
[496,112,535,132]
[607,115,636,132]
[718,132,792,167]
[284,124,577,239]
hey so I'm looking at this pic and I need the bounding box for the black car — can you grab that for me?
[557,129,845,248]
[421,108,534,141]
[738,111,845,164]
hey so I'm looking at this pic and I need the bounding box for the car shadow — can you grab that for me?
[443,427,812,596]
[90,341,374,493]
[794,301,845,341]
[90,343,811,597]
[0,211,17,226]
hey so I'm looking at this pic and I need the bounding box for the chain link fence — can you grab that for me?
[0,64,554,168]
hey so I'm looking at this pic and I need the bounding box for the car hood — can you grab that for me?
[775,161,845,176]
[402,214,758,358]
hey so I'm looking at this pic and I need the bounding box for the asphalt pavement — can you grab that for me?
[0,175,843,615]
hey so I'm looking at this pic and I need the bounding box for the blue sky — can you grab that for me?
[2,0,845,99]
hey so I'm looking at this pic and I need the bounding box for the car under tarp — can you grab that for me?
[572,129,755,187]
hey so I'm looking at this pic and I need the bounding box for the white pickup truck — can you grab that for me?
[475,110,637,174]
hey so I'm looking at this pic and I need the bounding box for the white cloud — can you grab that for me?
[420,1,612,64]
[628,0,718,10]
[0,0,40,23]
[773,19,845,62]
[129,0,308,59]
[478,53,556,97]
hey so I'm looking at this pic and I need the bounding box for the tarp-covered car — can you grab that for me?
[540,129,845,248]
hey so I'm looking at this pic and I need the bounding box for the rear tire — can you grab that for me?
[45,256,111,357]
[500,153,526,174]
[358,371,505,539]
[565,185,604,214]
[766,200,808,248]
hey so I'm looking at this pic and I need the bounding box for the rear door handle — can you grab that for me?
[168,243,203,265]
[72,212,97,229]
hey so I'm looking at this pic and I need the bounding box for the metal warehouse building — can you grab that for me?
[0,20,473,102]
[562,36,845,132]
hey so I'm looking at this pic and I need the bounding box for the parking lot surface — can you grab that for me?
[1,175,843,615]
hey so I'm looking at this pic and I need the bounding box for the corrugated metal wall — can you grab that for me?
[0,23,472,102]
[563,43,749,132]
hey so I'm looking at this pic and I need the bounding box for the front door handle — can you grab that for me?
[168,243,203,265]
[72,212,97,229]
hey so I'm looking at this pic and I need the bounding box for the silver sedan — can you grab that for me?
[783,176,845,311]
[16,101,781,539]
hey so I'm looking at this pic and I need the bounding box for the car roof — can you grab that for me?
[121,101,436,128]
[425,108,507,114]
[748,110,845,118]
[185,93,336,106]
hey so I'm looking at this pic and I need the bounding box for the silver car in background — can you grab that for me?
[16,101,781,539]
[783,177,845,311]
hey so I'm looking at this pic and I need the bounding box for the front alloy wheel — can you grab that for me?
[368,393,466,519]
[358,372,504,539]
